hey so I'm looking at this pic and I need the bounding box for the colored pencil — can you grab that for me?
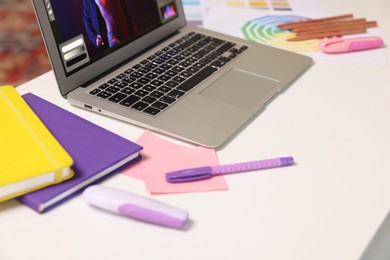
[292,18,368,33]
[294,21,377,36]
[287,27,367,42]
[277,14,354,30]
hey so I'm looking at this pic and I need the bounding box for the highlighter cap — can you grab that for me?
[83,185,189,230]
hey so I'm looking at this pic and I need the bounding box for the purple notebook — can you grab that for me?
[18,93,142,213]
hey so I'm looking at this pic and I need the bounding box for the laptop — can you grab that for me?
[360,210,390,260]
[32,0,312,148]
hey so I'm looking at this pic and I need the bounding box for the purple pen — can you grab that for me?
[166,156,294,183]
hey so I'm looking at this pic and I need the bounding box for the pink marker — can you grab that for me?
[319,37,384,54]
[83,186,189,230]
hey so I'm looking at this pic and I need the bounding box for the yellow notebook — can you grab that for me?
[0,85,74,203]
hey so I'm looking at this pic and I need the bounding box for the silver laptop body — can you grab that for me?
[32,0,312,148]
[360,210,390,260]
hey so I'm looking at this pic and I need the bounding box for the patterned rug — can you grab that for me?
[0,0,51,87]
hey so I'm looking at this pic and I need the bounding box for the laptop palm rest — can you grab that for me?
[199,68,279,110]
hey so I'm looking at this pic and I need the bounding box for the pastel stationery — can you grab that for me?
[122,130,184,181]
[277,14,379,42]
[121,130,228,194]
[166,156,294,183]
[17,93,142,213]
[0,86,74,203]
[83,185,189,230]
[142,146,227,194]
[319,37,384,54]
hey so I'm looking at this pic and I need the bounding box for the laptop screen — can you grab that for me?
[45,0,179,76]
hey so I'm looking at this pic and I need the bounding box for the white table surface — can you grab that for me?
[1,1,390,259]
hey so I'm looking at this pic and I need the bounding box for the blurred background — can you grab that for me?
[0,0,51,87]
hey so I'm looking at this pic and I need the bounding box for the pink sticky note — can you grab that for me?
[121,130,228,194]
[121,130,184,180]
[142,146,228,194]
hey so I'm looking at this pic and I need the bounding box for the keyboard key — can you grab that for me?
[168,89,185,99]
[186,67,199,74]
[108,93,127,103]
[97,91,112,99]
[180,71,193,78]
[217,42,236,52]
[181,51,192,57]
[98,83,109,89]
[122,76,136,84]
[193,63,205,69]
[218,56,231,63]
[153,68,166,74]
[172,76,186,83]
[171,66,185,73]
[144,107,160,116]
[160,64,172,70]
[108,78,118,84]
[132,101,149,111]
[106,86,120,94]
[158,86,172,93]
[158,75,171,81]
[130,71,143,78]
[167,59,179,66]
[142,85,157,92]
[177,66,217,92]
[165,70,178,77]
[116,73,126,80]
[160,96,175,104]
[124,68,134,74]
[114,81,128,88]
[150,91,164,99]
[179,60,192,67]
[129,82,143,89]
[210,60,225,68]
[138,67,151,74]
[152,101,168,110]
[174,54,186,61]
[134,90,149,97]
[132,64,141,70]
[90,89,100,95]
[142,96,157,104]
[121,87,135,95]
[153,58,165,64]
[145,73,158,79]
[166,81,178,88]
[137,77,151,84]
[144,63,158,69]
[120,95,140,107]
[150,79,164,87]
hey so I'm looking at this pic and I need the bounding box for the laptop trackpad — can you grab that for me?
[199,68,279,110]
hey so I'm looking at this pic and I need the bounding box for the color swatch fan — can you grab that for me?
[241,15,321,52]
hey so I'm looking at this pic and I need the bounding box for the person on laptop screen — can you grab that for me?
[83,0,138,48]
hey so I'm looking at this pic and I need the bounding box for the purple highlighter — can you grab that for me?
[166,156,294,183]
[83,186,189,230]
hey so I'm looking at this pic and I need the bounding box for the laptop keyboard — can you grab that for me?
[89,32,248,116]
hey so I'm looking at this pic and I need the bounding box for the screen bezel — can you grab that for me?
[31,0,187,97]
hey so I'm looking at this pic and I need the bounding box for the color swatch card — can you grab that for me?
[121,130,228,194]
[203,8,386,64]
